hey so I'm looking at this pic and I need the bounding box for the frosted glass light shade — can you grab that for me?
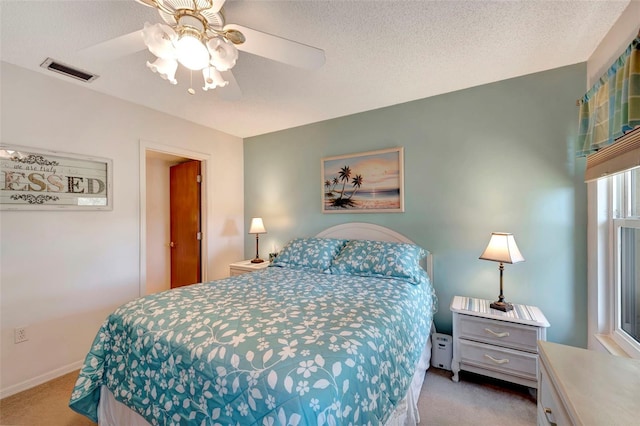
[249,218,266,234]
[176,34,210,70]
[479,232,525,264]
[146,57,178,84]
[206,38,238,71]
[202,67,229,90]
[142,22,177,59]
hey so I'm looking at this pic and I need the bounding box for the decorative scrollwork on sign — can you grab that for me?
[1,145,111,210]
[10,154,60,166]
[10,194,60,204]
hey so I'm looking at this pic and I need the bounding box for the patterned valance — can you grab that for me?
[577,32,640,157]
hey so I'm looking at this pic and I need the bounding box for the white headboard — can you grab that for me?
[316,222,433,284]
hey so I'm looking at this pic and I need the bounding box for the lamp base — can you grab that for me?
[251,258,264,264]
[490,301,514,312]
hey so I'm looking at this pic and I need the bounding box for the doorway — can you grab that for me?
[140,142,209,296]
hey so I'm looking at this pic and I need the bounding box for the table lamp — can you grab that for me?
[479,232,525,311]
[248,217,266,263]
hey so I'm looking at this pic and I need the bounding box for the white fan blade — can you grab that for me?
[77,30,146,62]
[219,70,242,101]
[223,24,325,70]
[210,0,227,13]
[135,0,226,12]
[134,0,156,8]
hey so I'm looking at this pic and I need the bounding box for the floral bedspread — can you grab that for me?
[69,267,436,425]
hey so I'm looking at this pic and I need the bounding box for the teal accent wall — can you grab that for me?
[244,63,587,347]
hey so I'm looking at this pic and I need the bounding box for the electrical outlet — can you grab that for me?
[14,327,28,344]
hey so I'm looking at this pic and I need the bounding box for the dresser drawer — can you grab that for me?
[538,362,571,426]
[459,339,538,381]
[459,315,539,352]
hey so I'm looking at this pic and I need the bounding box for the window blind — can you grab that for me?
[585,127,640,182]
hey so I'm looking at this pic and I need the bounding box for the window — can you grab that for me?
[613,169,640,353]
[589,166,640,359]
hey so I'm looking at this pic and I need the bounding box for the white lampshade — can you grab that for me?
[206,37,238,71]
[176,34,210,70]
[146,57,178,84]
[479,232,525,264]
[142,22,178,59]
[202,67,229,90]
[249,218,266,234]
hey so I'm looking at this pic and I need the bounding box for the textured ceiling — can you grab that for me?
[0,0,630,138]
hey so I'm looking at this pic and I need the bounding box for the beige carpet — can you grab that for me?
[0,371,95,426]
[418,368,536,426]
[0,368,535,425]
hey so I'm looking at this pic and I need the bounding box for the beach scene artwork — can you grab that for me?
[322,147,404,213]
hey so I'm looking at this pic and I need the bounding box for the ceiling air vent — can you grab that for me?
[40,58,99,83]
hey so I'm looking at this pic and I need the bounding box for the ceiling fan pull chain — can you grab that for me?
[188,70,195,95]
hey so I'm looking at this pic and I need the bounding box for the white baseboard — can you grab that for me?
[0,360,83,399]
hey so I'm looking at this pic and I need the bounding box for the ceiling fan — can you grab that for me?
[82,0,325,95]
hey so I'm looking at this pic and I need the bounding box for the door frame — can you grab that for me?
[139,139,210,296]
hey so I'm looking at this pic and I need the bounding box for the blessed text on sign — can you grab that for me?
[0,146,111,210]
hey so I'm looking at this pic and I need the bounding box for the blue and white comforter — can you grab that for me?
[70,267,436,425]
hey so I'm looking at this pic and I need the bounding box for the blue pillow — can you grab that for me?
[329,239,427,283]
[271,238,347,272]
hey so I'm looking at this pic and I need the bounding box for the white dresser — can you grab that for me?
[450,296,550,388]
[538,340,640,425]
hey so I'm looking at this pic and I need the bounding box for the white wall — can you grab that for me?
[586,1,639,86]
[0,62,244,396]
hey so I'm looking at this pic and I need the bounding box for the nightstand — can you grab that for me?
[450,295,550,389]
[229,259,270,276]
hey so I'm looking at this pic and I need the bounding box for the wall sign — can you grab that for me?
[321,147,404,213]
[0,144,112,210]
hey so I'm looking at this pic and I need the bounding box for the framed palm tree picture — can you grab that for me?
[321,147,404,213]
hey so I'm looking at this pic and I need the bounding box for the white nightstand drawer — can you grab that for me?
[459,315,538,353]
[459,339,538,380]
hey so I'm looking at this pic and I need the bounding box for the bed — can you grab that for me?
[69,223,437,425]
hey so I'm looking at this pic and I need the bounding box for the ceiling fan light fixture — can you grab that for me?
[206,38,238,71]
[142,22,177,59]
[147,57,178,84]
[202,66,228,91]
[175,31,209,70]
[134,0,324,94]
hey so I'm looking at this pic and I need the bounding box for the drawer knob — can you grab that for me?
[485,328,509,338]
[544,408,558,426]
[484,354,509,364]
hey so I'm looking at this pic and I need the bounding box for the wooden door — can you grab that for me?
[170,160,201,288]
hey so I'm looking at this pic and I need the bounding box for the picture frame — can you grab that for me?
[321,147,404,213]
[0,144,113,210]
